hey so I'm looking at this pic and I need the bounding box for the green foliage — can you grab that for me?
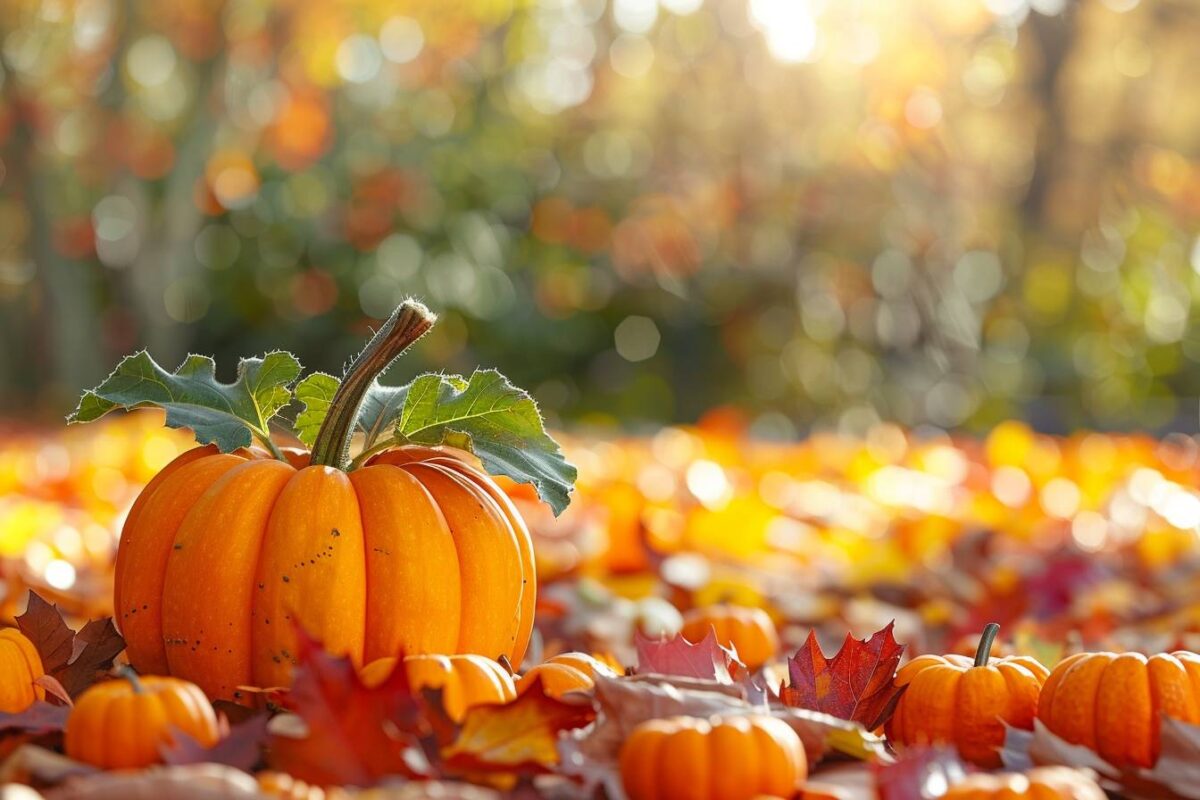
[68,351,302,453]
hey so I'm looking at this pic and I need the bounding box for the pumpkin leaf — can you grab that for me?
[16,592,125,699]
[292,372,339,448]
[780,622,905,731]
[441,676,595,776]
[385,370,576,515]
[161,714,270,773]
[68,350,302,453]
[267,631,433,787]
[634,628,743,684]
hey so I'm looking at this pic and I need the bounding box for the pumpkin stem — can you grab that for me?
[974,623,1000,667]
[117,664,145,693]
[310,300,437,470]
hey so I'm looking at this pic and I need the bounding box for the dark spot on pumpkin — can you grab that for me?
[173,543,183,550]
[331,528,341,537]
[282,575,290,583]
[142,604,148,609]
[258,582,265,589]
[273,656,281,664]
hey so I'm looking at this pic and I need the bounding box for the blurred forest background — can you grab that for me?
[1,0,1198,434]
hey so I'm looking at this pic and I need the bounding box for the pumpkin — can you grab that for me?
[680,605,779,670]
[886,624,1049,767]
[1037,650,1200,767]
[359,654,516,721]
[64,670,219,769]
[619,715,807,800]
[112,303,537,703]
[0,628,46,713]
[516,652,620,698]
[942,766,1105,800]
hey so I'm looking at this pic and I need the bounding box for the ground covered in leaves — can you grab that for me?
[5,412,1200,798]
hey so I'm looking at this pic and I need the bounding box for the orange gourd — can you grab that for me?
[113,304,536,703]
[619,715,806,800]
[1037,650,1200,767]
[516,652,619,698]
[680,605,779,670]
[942,767,1105,800]
[64,670,219,769]
[359,654,516,721]
[886,624,1049,767]
[0,628,46,713]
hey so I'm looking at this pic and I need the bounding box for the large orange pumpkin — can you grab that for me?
[1037,650,1200,767]
[65,671,219,769]
[680,604,779,670]
[0,628,45,712]
[620,715,806,800]
[359,654,516,721]
[886,624,1049,767]
[113,304,536,703]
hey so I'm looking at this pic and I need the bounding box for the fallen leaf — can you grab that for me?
[33,676,73,707]
[16,593,76,674]
[161,713,270,773]
[872,746,971,800]
[780,622,905,730]
[43,762,261,799]
[15,591,125,699]
[800,763,874,800]
[0,744,96,790]
[267,631,430,787]
[1002,719,1198,800]
[634,628,741,683]
[442,676,595,775]
[56,619,124,698]
[0,702,70,736]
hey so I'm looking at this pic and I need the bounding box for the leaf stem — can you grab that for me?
[974,623,1000,667]
[310,301,436,471]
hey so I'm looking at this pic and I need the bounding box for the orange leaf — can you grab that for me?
[442,676,596,775]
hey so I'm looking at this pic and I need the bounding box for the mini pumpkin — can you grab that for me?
[65,670,219,769]
[1037,650,1200,767]
[111,303,538,703]
[0,628,46,713]
[516,652,620,698]
[680,605,779,670]
[886,624,1049,767]
[942,766,1105,800]
[620,715,806,800]
[359,653,516,721]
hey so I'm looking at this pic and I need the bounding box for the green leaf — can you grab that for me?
[393,370,576,515]
[294,372,339,448]
[68,350,302,453]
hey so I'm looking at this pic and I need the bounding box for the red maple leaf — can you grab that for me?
[779,622,905,730]
[873,746,971,800]
[267,631,431,787]
[161,713,269,772]
[16,591,125,698]
[634,628,742,683]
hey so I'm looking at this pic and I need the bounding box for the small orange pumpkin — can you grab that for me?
[516,652,620,698]
[942,766,1105,800]
[680,604,779,670]
[620,715,806,800]
[360,654,516,721]
[1037,650,1200,767]
[0,628,46,713]
[65,670,219,769]
[886,624,1049,767]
